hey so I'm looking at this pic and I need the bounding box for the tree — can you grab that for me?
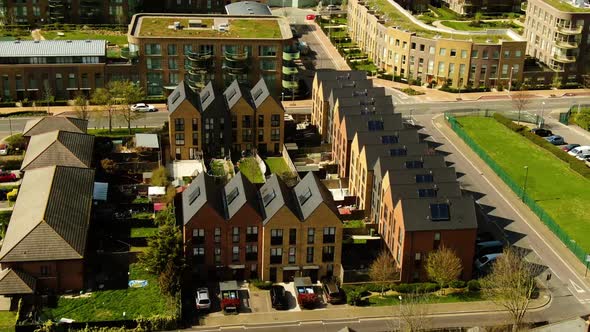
[552,73,562,89]
[481,247,542,331]
[100,158,116,174]
[110,80,145,134]
[511,88,531,125]
[397,292,431,332]
[42,85,54,116]
[369,251,398,296]
[74,94,91,121]
[5,133,26,151]
[425,246,463,294]
[470,11,483,27]
[150,166,170,187]
[91,87,115,133]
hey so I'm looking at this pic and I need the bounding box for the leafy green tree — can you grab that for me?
[150,166,170,187]
[91,87,115,133]
[5,134,26,151]
[425,245,462,294]
[74,94,91,121]
[110,80,145,134]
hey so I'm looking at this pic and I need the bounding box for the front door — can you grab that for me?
[282,270,296,283]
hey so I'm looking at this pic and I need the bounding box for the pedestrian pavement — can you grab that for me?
[308,21,350,71]
[0,103,168,116]
[196,290,550,329]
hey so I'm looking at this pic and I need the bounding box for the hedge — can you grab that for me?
[250,279,273,290]
[492,113,590,179]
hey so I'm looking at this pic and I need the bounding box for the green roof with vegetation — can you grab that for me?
[542,0,590,12]
[41,264,176,321]
[137,17,284,39]
[239,157,264,183]
[265,157,290,175]
[367,0,512,43]
[42,30,128,46]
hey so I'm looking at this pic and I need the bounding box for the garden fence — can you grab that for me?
[445,113,588,264]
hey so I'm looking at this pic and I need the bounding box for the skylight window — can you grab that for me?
[418,188,437,198]
[226,187,239,205]
[298,188,313,206]
[262,188,277,207]
[367,120,384,131]
[201,90,211,104]
[430,203,450,221]
[253,88,263,100]
[405,160,423,169]
[381,135,398,144]
[226,88,237,101]
[188,186,201,205]
[170,92,181,105]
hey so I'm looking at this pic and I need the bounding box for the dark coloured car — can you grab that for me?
[562,143,580,152]
[530,128,553,137]
[322,281,345,304]
[270,285,289,310]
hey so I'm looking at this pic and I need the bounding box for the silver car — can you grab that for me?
[195,287,211,310]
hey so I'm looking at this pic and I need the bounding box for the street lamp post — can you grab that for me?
[281,92,284,103]
[540,101,546,128]
[398,295,403,331]
[508,66,516,92]
[522,166,529,201]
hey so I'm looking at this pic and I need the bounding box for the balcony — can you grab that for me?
[186,50,213,62]
[120,47,138,59]
[282,79,299,89]
[283,46,300,61]
[48,0,64,8]
[557,25,583,35]
[223,61,248,75]
[224,50,248,61]
[553,54,576,63]
[282,66,298,75]
[555,40,578,49]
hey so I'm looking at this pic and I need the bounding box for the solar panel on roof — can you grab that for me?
[430,203,450,221]
[381,135,398,144]
[367,120,383,131]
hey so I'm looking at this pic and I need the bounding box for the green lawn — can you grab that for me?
[367,291,484,306]
[239,157,264,183]
[457,117,590,251]
[42,264,175,321]
[542,0,590,12]
[42,30,128,46]
[0,311,15,332]
[265,157,290,174]
[440,20,522,33]
[130,227,158,238]
[87,128,155,137]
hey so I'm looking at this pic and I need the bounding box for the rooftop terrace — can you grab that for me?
[133,15,290,39]
[366,0,516,43]
[541,0,590,12]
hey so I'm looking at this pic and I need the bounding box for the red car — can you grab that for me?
[0,173,16,183]
[306,14,316,20]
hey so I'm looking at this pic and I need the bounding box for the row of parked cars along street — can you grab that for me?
[530,128,590,167]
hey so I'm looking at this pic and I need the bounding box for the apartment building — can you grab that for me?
[442,0,522,16]
[127,14,293,97]
[349,143,435,214]
[370,165,458,224]
[347,0,526,89]
[168,78,284,160]
[310,71,369,140]
[181,172,263,281]
[0,0,137,25]
[523,0,590,86]
[0,40,109,101]
[260,173,343,282]
[379,194,477,282]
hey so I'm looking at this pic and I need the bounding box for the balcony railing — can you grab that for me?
[283,47,300,61]
[186,50,213,62]
[557,25,583,35]
[555,40,578,49]
[282,80,299,89]
[224,50,248,61]
[120,47,139,59]
[282,66,298,75]
[553,54,576,63]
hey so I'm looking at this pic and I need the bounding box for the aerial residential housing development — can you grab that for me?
[126,13,294,97]
[168,78,284,160]
[442,0,522,15]
[523,0,590,86]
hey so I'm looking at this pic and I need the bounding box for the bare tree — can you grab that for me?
[425,245,463,294]
[111,80,145,134]
[74,94,91,121]
[42,85,54,116]
[369,250,399,296]
[481,247,542,332]
[91,87,115,133]
[387,292,431,332]
[511,88,531,125]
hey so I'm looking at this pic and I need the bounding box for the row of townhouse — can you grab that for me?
[167,78,285,160]
[312,71,477,282]
[0,117,95,296]
[179,171,343,283]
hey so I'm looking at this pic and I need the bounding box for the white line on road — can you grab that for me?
[570,279,586,293]
[430,114,590,294]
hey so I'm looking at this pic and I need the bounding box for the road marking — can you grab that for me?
[430,114,590,294]
[570,279,586,293]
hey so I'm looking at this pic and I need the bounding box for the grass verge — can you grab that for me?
[41,264,175,321]
[457,116,590,251]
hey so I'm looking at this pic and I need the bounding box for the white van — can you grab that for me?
[568,146,590,159]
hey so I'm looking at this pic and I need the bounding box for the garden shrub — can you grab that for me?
[395,282,440,294]
[346,289,362,306]
[467,279,481,292]
[297,293,319,309]
[251,279,273,290]
[449,280,466,289]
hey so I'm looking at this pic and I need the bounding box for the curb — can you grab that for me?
[193,292,552,330]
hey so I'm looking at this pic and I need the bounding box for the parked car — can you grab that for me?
[195,287,211,310]
[530,128,553,137]
[130,103,157,112]
[562,143,580,152]
[475,240,503,258]
[306,14,316,20]
[475,253,502,271]
[322,281,345,304]
[270,285,290,310]
[585,156,590,168]
[545,135,565,145]
[0,172,16,183]
[568,146,590,159]
[326,4,340,10]
[0,144,8,156]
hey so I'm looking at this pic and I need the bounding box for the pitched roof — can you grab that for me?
[315,70,369,96]
[329,86,387,109]
[222,172,260,220]
[0,166,95,262]
[250,78,272,109]
[399,197,477,231]
[373,155,447,172]
[225,1,272,15]
[0,40,106,57]
[168,80,200,115]
[292,172,339,220]
[342,113,404,138]
[199,81,216,112]
[22,117,88,137]
[181,172,222,225]
[259,174,295,225]
[362,142,430,169]
[21,130,94,171]
[389,182,462,201]
[384,167,458,186]
[353,129,420,149]
[0,269,36,295]
[223,80,254,110]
